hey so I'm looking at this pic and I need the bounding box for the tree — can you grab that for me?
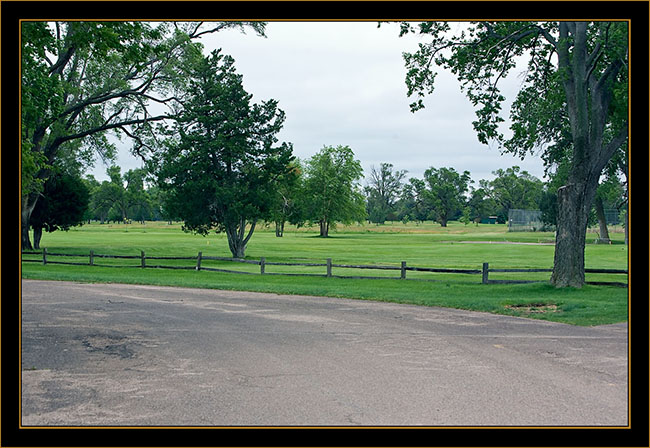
[269,160,305,237]
[365,163,407,224]
[303,145,366,237]
[123,168,153,223]
[30,173,90,249]
[486,166,544,222]
[90,179,122,224]
[396,21,628,287]
[593,167,626,244]
[422,167,472,227]
[21,20,266,249]
[467,185,496,225]
[150,50,293,258]
[397,177,430,224]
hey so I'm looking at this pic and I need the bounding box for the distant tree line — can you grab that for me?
[28,151,626,253]
[363,162,626,237]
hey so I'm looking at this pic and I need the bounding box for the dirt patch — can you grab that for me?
[504,303,560,314]
[81,334,134,359]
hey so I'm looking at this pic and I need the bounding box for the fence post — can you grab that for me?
[196,251,202,271]
[90,250,94,266]
[42,248,47,265]
[482,262,489,284]
[401,261,407,279]
[260,257,266,275]
[326,258,332,278]
[141,250,146,268]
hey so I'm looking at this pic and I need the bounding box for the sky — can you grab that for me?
[89,21,547,185]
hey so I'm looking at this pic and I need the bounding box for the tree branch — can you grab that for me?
[188,22,230,39]
[53,113,174,147]
[598,123,628,172]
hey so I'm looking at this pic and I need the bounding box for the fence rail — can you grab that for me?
[22,248,628,287]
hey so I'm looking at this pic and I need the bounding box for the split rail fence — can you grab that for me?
[22,248,628,287]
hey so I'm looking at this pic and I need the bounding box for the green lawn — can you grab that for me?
[21,220,629,326]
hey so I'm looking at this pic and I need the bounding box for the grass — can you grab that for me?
[21,220,629,326]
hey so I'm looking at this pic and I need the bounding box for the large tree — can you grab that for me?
[269,160,305,237]
[396,21,628,287]
[303,145,366,237]
[365,163,407,224]
[30,172,90,249]
[21,21,266,249]
[484,166,544,223]
[150,50,293,258]
[422,167,472,227]
[397,177,431,224]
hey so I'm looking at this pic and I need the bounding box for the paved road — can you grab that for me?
[21,280,628,427]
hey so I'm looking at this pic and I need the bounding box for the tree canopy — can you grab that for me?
[21,20,266,249]
[422,167,472,227]
[150,50,293,258]
[365,163,407,224]
[397,21,628,287]
[303,145,366,237]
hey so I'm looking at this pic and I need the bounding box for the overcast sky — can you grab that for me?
[90,21,547,185]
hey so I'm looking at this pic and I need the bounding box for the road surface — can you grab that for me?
[21,280,628,427]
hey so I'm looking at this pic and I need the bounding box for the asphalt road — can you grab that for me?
[20,280,628,427]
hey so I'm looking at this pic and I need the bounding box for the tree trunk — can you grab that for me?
[21,194,38,250]
[225,219,257,258]
[548,22,627,288]
[594,196,611,244]
[550,181,598,288]
[22,225,33,251]
[275,220,284,237]
[33,226,44,250]
[319,220,329,237]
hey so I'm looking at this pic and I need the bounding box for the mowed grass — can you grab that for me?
[21,221,629,326]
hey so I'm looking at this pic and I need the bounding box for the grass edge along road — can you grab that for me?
[21,221,629,327]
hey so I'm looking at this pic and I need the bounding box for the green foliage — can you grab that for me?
[397,21,628,287]
[400,21,627,159]
[303,145,366,236]
[484,166,544,222]
[422,167,472,227]
[268,160,306,236]
[21,20,266,249]
[31,173,90,232]
[150,50,293,257]
[466,185,495,224]
[365,163,407,224]
[397,177,430,223]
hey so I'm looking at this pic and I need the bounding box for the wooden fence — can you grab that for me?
[22,248,628,287]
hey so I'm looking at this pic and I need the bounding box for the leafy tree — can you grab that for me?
[303,145,366,237]
[269,160,305,237]
[90,180,122,224]
[150,50,293,258]
[466,185,496,225]
[105,166,131,222]
[81,175,101,223]
[593,168,626,243]
[397,178,430,224]
[422,167,472,227]
[21,20,266,249]
[486,166,544,222]
[396,21,628,287]
[365,163,407,224]
[146,185,174,223]
[123,168,153,223]
[30,173,90,249]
